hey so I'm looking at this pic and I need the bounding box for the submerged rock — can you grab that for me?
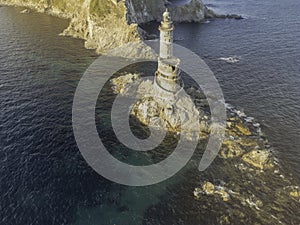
[20,8,30,13]
[215,189,230,202]
[289,190,300,199]
[194,181,230,202]
[284,186,300,200]
[205,8,244,20]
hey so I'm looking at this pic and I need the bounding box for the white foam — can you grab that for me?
[218,56,241,63]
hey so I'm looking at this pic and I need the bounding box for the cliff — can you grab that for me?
[0,0,207,53]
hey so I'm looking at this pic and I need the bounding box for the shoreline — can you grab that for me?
[0,0,243,54]
[110,71,300,224]
[0,2,299,224]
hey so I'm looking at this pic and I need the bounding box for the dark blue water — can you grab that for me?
[198,0,300,179]
[1,0,300,224]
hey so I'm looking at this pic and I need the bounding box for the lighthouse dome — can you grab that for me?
[163,9,171,22]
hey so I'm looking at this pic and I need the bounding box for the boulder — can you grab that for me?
[220,140,245,158]
[202,181,215,195]
[111,73,140,94]
[235,122,252,136]
[242,149,274,170]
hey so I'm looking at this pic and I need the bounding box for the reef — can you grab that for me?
[111,72,300,224]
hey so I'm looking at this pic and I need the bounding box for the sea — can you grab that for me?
[0,0,299,224]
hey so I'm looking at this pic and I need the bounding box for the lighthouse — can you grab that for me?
[154,8,182,95]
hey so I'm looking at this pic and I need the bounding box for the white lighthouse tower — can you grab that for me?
[154,8,182,96]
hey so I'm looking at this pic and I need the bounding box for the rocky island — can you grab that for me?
[0,1,298,224]
[109,9,299,225]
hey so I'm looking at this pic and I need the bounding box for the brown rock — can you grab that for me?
[242,150,274,170]
[202,181,215,195]
[235,122,252,136]
[215,190,230,201]
[236,138,258,148]
[289,187,300,199]
[220,140,245,158]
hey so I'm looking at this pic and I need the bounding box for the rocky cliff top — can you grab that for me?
[0,0,207,53]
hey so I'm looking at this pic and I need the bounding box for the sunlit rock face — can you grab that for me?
[111,73,205,140]
[0,0,206,53]
[125,0,205,24]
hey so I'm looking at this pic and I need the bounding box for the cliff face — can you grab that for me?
[0,0,206,53]
[126,0,205,24]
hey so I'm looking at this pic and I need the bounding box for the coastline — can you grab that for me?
[0,0,242,54]
[0,1,299,224]
[110,70,300,224]
[0,0,206,54]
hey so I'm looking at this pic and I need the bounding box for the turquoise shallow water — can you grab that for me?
[0,0,300,224]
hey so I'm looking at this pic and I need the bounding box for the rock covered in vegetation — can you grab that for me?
[0,0,207,53]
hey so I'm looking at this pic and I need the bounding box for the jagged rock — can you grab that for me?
[220,140,245,158]
[20,8,30,13]
[126,0,206,24]
[0,0,207,53]
[235,122,252,136]
[226,121,252,138]
[110,73,140,94]
[193,187,202,199]
[132,83,201,135]
[290,190,300,199]
[242,149,274,170]
[244,195,263,210]
[215,189,230,202]
[204,7,243,20]
[284,186,300,200]
[133,97,160,125]
[219,215,230,225]
[111,72,202,139]
[195,182,230,202]
[106,41,157,59]
[236,138,259,148]
[214,14,243,20]
[202,181,215,195]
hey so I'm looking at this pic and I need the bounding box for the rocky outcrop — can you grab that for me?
[126,0,206,24]
[111,73,203,139]
[242,149,274,170]
[191,104,299,224]
[110,72,278,172]
[0,0,207,53]
[194,181,230,202]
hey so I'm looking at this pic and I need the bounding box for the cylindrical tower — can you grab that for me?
[159,8,174,59]
[155,8,182,95]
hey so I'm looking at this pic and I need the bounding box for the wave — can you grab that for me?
[218,56,241,63]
